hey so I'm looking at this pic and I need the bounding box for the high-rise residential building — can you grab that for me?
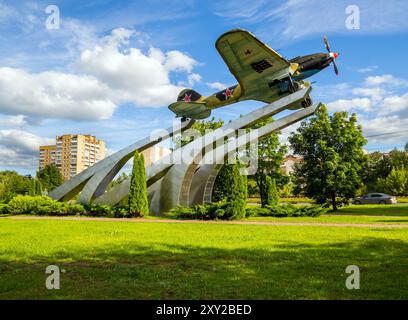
[39,145,57,171]
[39,134,105,180]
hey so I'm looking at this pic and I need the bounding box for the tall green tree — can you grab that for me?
[29,179,43,196]
[36,164,64,192]
[265,176,279,206]
[128,151,149,217]
[289,105,367,211]
[224,162,247,220]
[250,117,288,207]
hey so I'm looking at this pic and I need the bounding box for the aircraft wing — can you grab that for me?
[215,29,291,96]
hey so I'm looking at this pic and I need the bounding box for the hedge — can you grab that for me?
[2,195,133,217]
[246,204,327,218]
[167,203,327,220]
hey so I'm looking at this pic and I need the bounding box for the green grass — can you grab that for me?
[336,204,408,217]
[248,214,408,224]
[247,204,408,224]
[0,217,407,299]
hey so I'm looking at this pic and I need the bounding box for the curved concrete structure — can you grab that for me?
[49,119,195,202]
[94,87,317,214]
[50,86,319,215]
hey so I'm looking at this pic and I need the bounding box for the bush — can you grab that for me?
[246,204,327,218]
[8,195,60,215]
[4,195,139,217]
[166,203,229,220]
[82,203,115,217]
[0,203,9,214]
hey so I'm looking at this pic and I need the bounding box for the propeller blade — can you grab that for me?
[333,60,339,76]
[323,36,331,53]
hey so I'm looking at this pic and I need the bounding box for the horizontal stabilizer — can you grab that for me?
[168,101,211,120]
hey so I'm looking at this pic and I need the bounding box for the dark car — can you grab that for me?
[353,193,397,205]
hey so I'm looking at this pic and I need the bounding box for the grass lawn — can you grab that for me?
[248,204,408,224]
[0,217,407,299]
[336,204,408,217]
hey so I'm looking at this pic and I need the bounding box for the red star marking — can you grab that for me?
[223,87,234,99]
[183,93,192,102]
[245,49,252,56]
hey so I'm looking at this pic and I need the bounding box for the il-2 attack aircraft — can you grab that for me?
[168,29,339,120]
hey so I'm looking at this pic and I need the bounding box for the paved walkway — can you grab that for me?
[4,215,408,228]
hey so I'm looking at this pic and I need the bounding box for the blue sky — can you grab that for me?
[1,0,408,175]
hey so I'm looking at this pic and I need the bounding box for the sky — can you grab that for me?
[1,0,408,175]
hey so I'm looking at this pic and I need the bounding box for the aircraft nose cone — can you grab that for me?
[330,52,339,59]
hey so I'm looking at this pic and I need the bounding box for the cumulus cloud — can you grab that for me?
[0,130,53,168]
[207,82,228,91]
[0,67,117,120]
[76,30,198,108]
[328,98,372,112]
[0,28,201,121]
[364,74,408,87]
[0,115,28,126]
[323,74,408,146]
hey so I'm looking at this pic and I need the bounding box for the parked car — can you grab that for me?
[353,193,397,205]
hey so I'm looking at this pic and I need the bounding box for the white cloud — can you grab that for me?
[207,82,228,91]
[379,93,408,116]
[0,28,201,121]
[356,66,378,73]
[327,98,372,112]
[187,73,202,86]
[0,130,53,168]
[76,28,199,108]
[0,115,28,126]
[0,67,117,121]
[364,74,408,87]
[351,87,387,103]
[323,74,408,145]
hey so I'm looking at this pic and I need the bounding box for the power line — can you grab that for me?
[365,129,408,139]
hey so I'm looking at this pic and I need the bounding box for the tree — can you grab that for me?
[36,164,64,192]
[128,151,149,217]
[224,162,247,220]
[289,105,367,211]
[376,167,408,196]
[388,148,408,168]
[361,152,392,192]
[0,171,31,203]
[212,164,233,202]
[405,142,408,153]
[29,179,43,196]
[250,117,288,207]
[265,176,279,206]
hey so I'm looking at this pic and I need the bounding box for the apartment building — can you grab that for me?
[39,134,105,180]
[39,145,57,171]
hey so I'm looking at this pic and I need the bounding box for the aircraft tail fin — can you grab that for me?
[177,89,204,102]
[168,89,211,120]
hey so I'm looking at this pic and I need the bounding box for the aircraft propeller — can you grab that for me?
[323,36,339,76]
